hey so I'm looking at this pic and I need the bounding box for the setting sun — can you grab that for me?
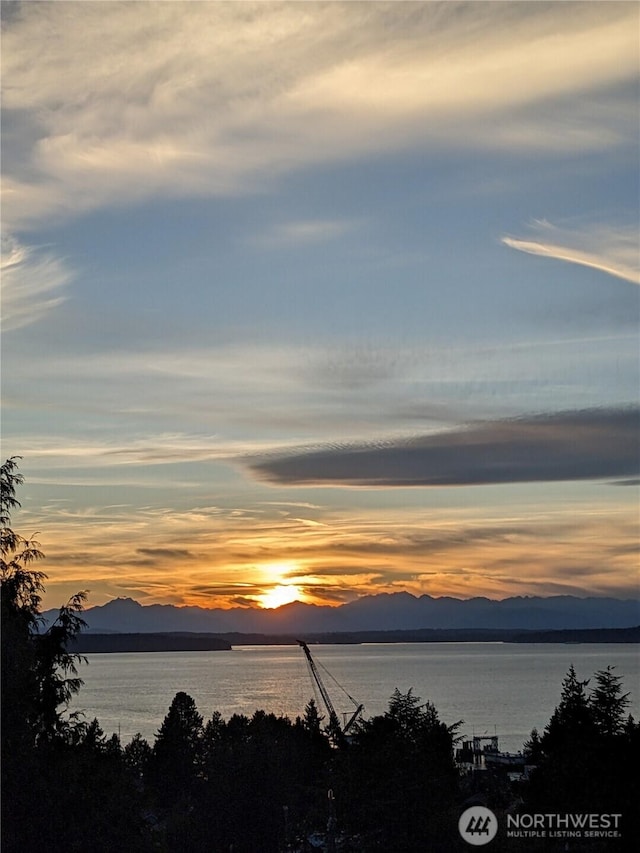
[257,584,302,609]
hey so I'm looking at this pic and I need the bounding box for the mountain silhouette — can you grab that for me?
[42,593,640,634]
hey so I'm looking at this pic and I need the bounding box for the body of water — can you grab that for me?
[69,643,639,754]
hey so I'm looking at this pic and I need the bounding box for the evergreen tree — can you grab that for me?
[523,664,640,836]
[123,732,152,779]
[1,458,153,852]
[2,457,46,759]
[523,726,543,763]
[2,458,87,850]
[338,688,462,851]
[590,665,630,737]
[148,690,204,806]
[300,696,324,735]
[1,457,88,746]
[541,663,594,753]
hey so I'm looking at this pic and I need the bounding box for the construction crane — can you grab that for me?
[298,640,364,736]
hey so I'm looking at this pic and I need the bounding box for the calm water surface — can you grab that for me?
[70,643,639,754]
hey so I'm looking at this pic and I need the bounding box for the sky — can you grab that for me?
[1,1,639,612]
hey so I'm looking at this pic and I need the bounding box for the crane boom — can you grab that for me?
[298,640,342,731]
[297,640,363,735]
[343,703,365,734]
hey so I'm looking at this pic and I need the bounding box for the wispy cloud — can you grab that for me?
[248,407,640,487]
[256,218,359,248]
[4,334,638,463]
[1,234,74,330]
[11,432,288,472]
[2,2,637,229]
[502,220,640,284]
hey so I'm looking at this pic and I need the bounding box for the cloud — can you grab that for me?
[502,220,640,284]
[5,331,638,473]
[134,547,197,566]
[282,7,637,122]
[1,234,74,330]
[248,407,640,487]
[256,218,359,248]
[325,525,547,557]
[21,463,639,608]
[188,584,266,598]
[2,1,637,229]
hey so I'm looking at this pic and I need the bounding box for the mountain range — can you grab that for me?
[42,593,640,635]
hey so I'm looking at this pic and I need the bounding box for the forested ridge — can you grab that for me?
[2,459,639,852]
[68,632,232,653]
[68,626,640,653]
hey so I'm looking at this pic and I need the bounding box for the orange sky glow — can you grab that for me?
[21,490,638,611]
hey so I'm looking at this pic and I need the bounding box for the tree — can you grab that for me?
[300,697,324,736]
[337,688,462,851]
[1,457,45,757]
[1,458,157,853]
[1,456,87,745]
[523,665,640,829]
[123,732,152,779]
[148,690,204,806]
[2,458,85,850]
[541,663,594,753]
[590,665,630,737]
[523,726,544,764]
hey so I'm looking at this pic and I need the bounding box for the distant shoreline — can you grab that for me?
[70,625,640,653]
[69,633,232,653]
